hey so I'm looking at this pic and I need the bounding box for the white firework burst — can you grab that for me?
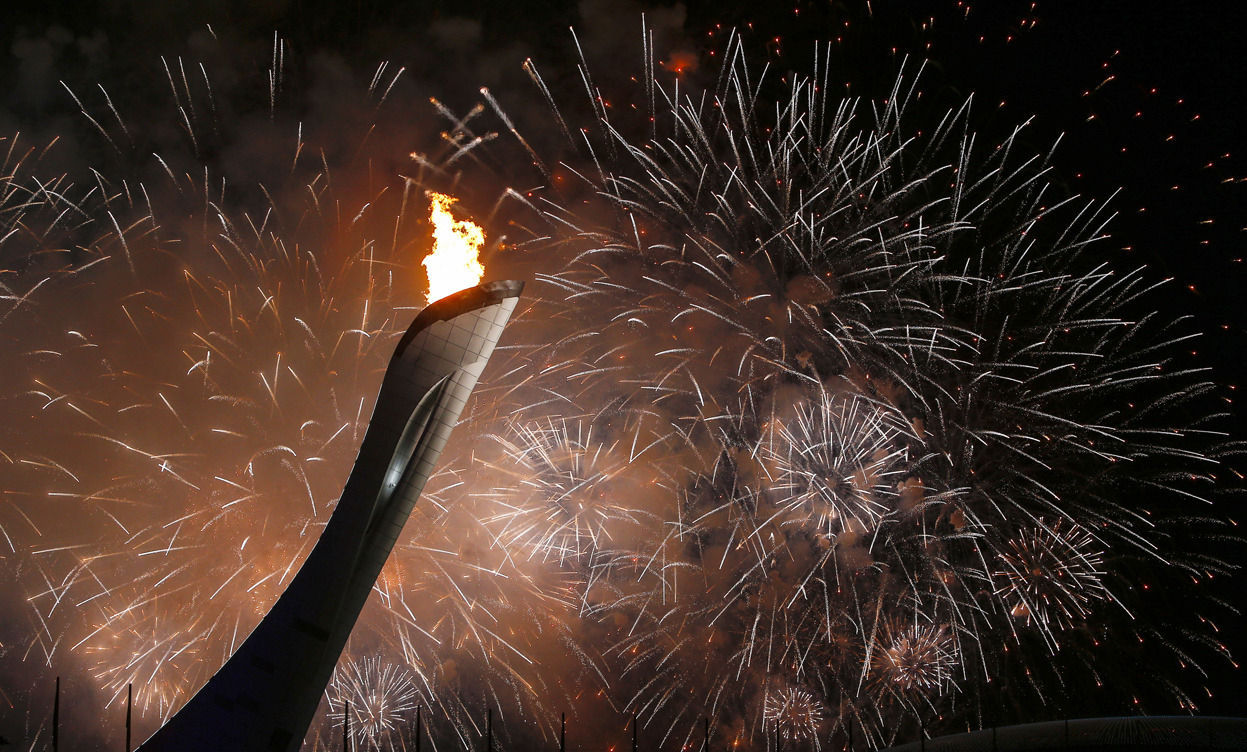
[871,621,958,697]
[764,685,827,742]
[763,392,913,535]
[329,657,422,749]
[994,519,1110,637]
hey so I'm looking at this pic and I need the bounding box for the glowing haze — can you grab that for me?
[422,192,486,303]
[0,18,1240,752]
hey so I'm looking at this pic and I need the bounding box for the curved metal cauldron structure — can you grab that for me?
[139,281,523,752]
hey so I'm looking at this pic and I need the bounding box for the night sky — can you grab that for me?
[2,1,1244,750]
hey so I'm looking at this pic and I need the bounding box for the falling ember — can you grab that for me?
[423,192,486,303]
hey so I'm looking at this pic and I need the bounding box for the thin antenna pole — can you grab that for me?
[847,715,852,752]
[632,713,637,752]
[416,705,421,752]
[126,683,132,752]
[344,700,351,752]
[704,717,709,752]
[53,677,60,752]
[487,707,492,752]
[560,712,565,752]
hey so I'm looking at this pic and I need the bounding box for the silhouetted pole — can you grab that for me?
[344,700,351,752]
[704,717,710,752]
[126,683,132,752]
[416,705,421,752]
[846,716,852,752]
[919,714,925,752]
[53,677,60,752]
[560,712,565,752]
[486,707,492,752]
[632,712,637,752]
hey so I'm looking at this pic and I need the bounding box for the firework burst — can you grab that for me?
[328,657,422,749]
[870,621,957,698]
[993,519,1109,637]
[763,685,827,743]
[762,392,913,536]
[483,418,664,570]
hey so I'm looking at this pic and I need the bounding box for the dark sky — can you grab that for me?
[6,3,1244,288]
[2,0,1244,748]
[7,0,1242,395]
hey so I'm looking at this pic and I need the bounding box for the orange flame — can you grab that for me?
[422,192,485,304]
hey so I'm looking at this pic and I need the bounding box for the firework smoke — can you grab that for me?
[0,18,1239,752]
